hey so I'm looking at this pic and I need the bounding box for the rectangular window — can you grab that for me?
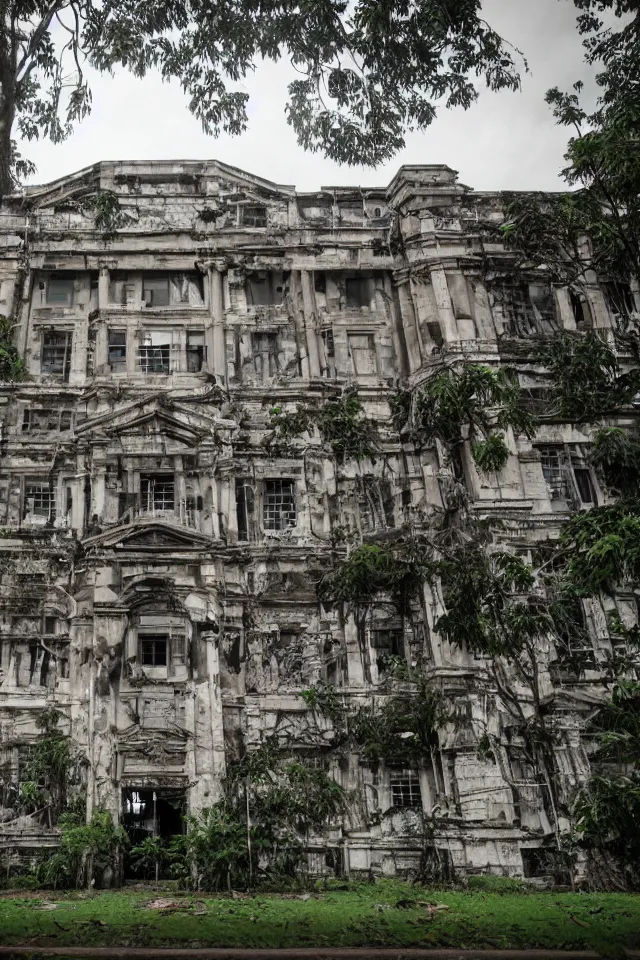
[241,205,268,228]
[500,283,558,337]
[371,626,404,674]
[141,636,168,667]
[22,409,72,432]
[321,329,335,358]
[43,616,57,635]
[138,330,172,374]
[345,277,371,308]
[573,467,595,504]
[358,476,393,531]
[108,330,127,372]
[186,331,206,372]
[348,333,377,375]
[253,331,279,379]
[604,280,635,321]
[46,275,74,305]
[140,474,175,514]
[263,479,296,531]
[41,332,72,380]
[390,774,422,809]
[236,480,255,541]
[24,481,55,520]
[143,276,170,307]
[246,272,284,306]
[538,446,567,500]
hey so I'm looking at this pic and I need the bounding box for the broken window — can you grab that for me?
[45,274,74,305]
[315,273,327,294]
[569,288,592,329]
[23,481,55,521]
[246,272,284,306]
[348,333,377,376]
[109,271,135,306]
[140,475,175,514]
[538,445,597,506]
[41,331,72,380]
[241,205,268,228]
[142,275,170,307]
[108,330,127,372]
[236,480,255,541]
[390,773,422,809]
[263,479,296,531]
[345,277,371,308]
[498,283,559,337]
[539,446,566,501]
[141,636,167,666]
[321,329,335,358]
[603,280,635,322]
[138,330,172,374]
[186,331,206,372]
[22,408,72,432]
[253,331,279,379]
[43,616,58,635]
[371,626,405,675]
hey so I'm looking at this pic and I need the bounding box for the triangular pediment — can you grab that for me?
[84,518,214,550]
[76,395,234,447]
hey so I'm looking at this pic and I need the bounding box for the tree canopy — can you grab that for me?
[0,0,634,196]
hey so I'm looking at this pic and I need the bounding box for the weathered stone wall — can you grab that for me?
[0,159,631,881]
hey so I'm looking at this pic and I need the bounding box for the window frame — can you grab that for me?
[41,330,72,380]
[390,773,422,810]
[263,478,297,532]
[108,329,127,373]
[45,274,74,306]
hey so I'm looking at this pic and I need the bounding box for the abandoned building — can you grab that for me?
[0,159,633,881]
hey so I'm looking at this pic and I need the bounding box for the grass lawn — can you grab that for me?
[0,880,639,955]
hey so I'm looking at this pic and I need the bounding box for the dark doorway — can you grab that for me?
[122,787,185,880]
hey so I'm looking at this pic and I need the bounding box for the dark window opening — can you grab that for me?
[570,289,591,329]
[46,275,74,305]
[321,329,335,358]
[41,331,72,380]
[43,616,57,635]
[108,330,127,372]
[241,205,268,228]
[246,272,284,306]
[143,276,170,307]
[345,277,371,308]
[22,408,72,432]
[140,475,175,513]
[604,280,635,321]
[122,788,186,879]
[359,476,393,531]
[573,467,595,504]
[390,774,422,809]
[371,626,404,674]
[314,273,326,294]
[236,480,254,541]
[141,636,167,666]
[263,479,296,531]
[186,331,206,372]
[427,320,444,348]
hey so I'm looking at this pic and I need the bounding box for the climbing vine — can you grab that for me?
[0,315,26,382]
[265,389,379,462]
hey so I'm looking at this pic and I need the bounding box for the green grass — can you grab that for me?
[0,881,639,955]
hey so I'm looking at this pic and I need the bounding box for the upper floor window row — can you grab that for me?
[110,272,204,307]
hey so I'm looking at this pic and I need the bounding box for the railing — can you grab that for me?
[134,500,196,527]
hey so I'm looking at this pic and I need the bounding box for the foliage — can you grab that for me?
[560,500,640,595]
[0,316,27,382]
[591,427,640,497]
[128,835,168,880]
[537,333,640,422]
[266,390,378,463]
[37,810,128,889]
[399,363,535,471]
[0,1,533,193]
[302,665,450,769]
[318,541,427,614]
[19,708,84,828]
[81,191,135,241]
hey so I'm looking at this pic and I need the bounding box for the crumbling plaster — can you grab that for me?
[0,159,632,881]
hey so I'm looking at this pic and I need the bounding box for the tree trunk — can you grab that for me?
[0,80,17,198]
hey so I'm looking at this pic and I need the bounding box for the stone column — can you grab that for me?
[395,277,423,373]
[69,316,88,385]
[300,270,322,379]
[429,265,458,342]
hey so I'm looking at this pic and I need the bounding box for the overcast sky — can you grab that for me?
[20,0,603,194]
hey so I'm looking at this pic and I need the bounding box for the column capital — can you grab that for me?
[196,257,228,274]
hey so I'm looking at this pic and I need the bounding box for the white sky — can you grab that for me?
[20,0,603,193]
